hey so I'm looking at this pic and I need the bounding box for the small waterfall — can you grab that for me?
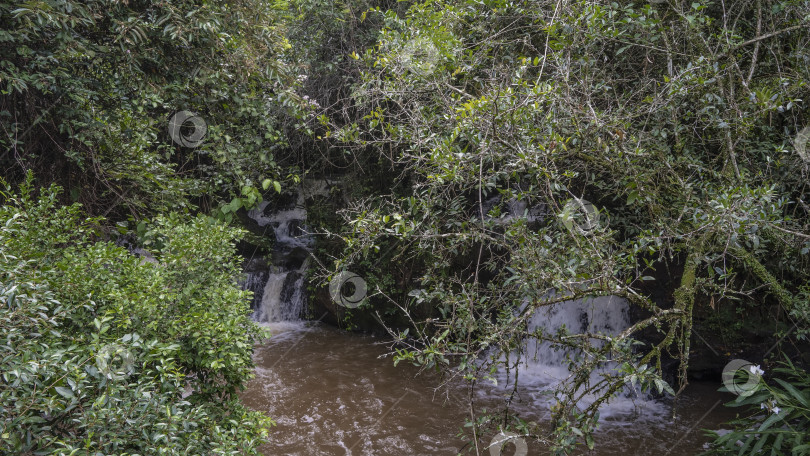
[242,266,269,311]
[242,181,331,323]
[252,263,309,322]
[521,296,629,385]
[496,295,665,417]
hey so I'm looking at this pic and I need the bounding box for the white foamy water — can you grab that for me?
[258,320,313,337]
[486,295,668,420]
[248,203,311,249]
[251,260,309,323]
[243,181,331,323]
[242,324,736,456]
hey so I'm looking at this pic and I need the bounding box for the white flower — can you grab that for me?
[761,402,767,409]
[749,365,765,376]
[772,407,781,415]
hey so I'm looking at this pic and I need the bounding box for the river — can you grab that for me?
[240,321,738,456]
[240,189,738,455]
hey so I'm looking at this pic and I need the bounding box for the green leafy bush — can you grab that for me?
[0,179,271,455]
[706,359,810,455]
[0,0,303,218]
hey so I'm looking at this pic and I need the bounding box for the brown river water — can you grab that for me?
[240,322,739,456]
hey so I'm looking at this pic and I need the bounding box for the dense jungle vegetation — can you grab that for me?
[1,0,809,454]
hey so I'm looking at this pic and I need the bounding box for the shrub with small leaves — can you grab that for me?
[0,179,272,455]
[706,359,810,455]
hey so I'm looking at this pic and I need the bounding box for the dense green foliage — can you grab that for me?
[2,0,810,454]
[0,1,295,450]
[708,359,810,455]
[0,179,270,454]
[0,0,301,218]
[309,0,810,452]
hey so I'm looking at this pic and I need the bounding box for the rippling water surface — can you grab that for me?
[241,323,737,455]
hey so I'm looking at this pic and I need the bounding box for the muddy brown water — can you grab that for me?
[241,322,739,455]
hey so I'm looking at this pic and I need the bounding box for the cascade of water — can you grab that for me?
[251,262,309,322]
[495,295,666,418]
[520,296,629,385]
[248,204,311,250]
[242,180,332,323]
[242,268,269,311]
